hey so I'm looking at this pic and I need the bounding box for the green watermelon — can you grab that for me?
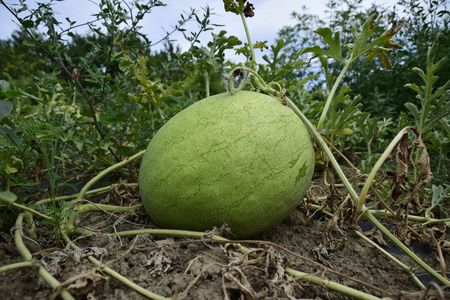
[139,91,314,239]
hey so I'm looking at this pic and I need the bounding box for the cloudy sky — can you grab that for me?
[0,0,400,57]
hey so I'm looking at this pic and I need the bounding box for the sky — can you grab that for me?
[0,0,402,58]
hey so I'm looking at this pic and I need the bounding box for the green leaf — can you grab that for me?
[0,191,17,203]
[0,100,13,121]
[405,83,422,95]
[429,185,450,218]
[253,40,268,52]
[0,155,23,175]
[20,91,47,104]
[22,40,36,48]
[115,146,135,156]
[315,28,342,59]
[223,0,240,14]
[20,19,35,28]
[295,28,344,63]
[355,112,379,146]
[334,93,363,133]
[0,127,24,151]
[404,102,420,126]
[358,14,404,69]
[100,111,128,126]
[272,39,284,54]
[0,80,23,100]
[406,40,449,134]
[1,91,23,98]
[439,118,450,135]
[422,100,450,133]
[0,80,10,92]
[80,104,94,118]
[342,12,404,69]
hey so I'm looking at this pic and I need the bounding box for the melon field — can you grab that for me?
[0,0,449,299]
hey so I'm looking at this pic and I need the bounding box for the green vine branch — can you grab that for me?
[75,150,145,201]
[0,1,121,161]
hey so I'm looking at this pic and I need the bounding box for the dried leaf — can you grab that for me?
[40,250,69,275]
[54,270,107,298]
[221,245,298,299]
[389,128,432,216]
[146,248,174,277]
[72,247,107,262]
[223,0,255,17]
[389,130,410,203]
[363,227,388,247]
[242,1,255,18]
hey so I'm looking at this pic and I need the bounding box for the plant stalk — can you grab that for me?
[354,230,425,289]
[205,71,210,98]
[0,261,36,273]
[317,61,351,130]
[357,127,410,211]
[76,150,145,200]
[287,268,382,300]
[8,201,53,220]
[62,151,144,237]
[35,183,139,205]
[239,11,257,66]
[311,203,450,224]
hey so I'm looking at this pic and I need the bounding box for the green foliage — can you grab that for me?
[185,30,242,97]
[0,191,17,203]
[0,29,51,87]
[270,0,449,180]
[0,0,213,201]
[349,0,450,118]
[277,0,450,121]
[404,40,449,136]
[0,95,23,150]
[259,39,308,84]
[295,11,404,131]
[403,40,449,180]
[425,184,450,219]
[354,112,394,155]
[37,200,77,230]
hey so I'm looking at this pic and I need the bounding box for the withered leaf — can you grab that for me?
[363,227,388,247]
[243,2,255,18]
[223,0,255,17]
[388,128,432,216]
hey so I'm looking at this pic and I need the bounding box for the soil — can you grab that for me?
[1,168,449,300]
